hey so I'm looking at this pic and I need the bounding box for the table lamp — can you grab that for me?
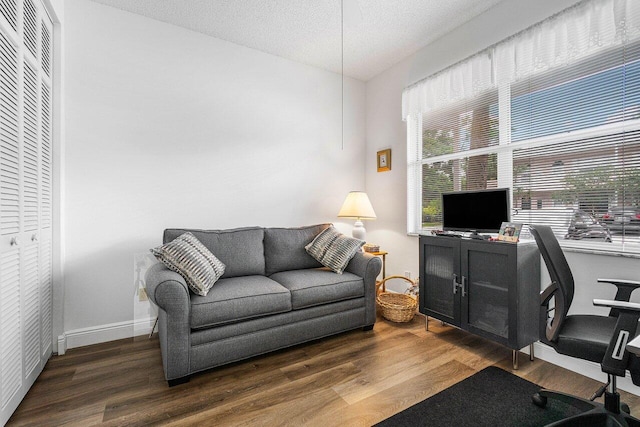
[337,191,377,240]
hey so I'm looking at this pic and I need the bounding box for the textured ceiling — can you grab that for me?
[88,0,504,81]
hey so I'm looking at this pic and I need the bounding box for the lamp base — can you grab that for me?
[352,219,366,241]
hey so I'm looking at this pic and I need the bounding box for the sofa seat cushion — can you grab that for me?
[190,275,291,329]
[270,269,364,310]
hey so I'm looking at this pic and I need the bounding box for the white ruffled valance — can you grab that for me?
[402,0,640,120]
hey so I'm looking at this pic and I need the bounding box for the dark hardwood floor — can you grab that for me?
[8,314,640,426]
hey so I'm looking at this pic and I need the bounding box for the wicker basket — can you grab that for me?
[376,276,418,323]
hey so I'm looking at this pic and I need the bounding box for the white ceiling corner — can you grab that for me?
[87,0,505,81]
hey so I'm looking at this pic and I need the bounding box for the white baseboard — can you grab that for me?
[57,334,67,355]
[533,342,639,396]
[56,316,156,355]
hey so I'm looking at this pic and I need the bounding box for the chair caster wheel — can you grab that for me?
[532,393,547,408]
[622,403,631,414]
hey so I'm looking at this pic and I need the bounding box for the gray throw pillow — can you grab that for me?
[305,226,364,274]
[150,232,226,296]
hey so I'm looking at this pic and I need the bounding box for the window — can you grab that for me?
[405,0,640,253]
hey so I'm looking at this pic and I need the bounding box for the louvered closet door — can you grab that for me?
[0,0,53,424]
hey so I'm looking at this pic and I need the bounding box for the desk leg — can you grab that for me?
[512,346,534,369]
[425,315,428,331]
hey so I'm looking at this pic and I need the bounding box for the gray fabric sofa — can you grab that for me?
[145,224,382,386]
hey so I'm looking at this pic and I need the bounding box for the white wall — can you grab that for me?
[62,0,366,344]
[364,0,640,393]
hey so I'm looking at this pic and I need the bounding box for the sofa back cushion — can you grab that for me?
[264,224,330,276]
[164,227,265,278]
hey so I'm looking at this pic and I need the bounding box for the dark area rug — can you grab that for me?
[375,366,583,427]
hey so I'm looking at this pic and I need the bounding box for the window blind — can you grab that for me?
[405,0,640,252]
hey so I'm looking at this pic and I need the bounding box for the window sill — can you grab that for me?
[559,240,640,259]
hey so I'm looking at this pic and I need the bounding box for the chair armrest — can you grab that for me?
[540,282,564,343]
[592,298,640,378]
[593,299,640,312]
[598,278,640,288]
[598,279,640,302]
[541,282,558,305]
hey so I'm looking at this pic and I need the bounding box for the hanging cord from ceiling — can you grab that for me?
[341,0,344,150]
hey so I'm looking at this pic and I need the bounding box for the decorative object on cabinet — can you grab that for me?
[497,222,523,242]
[377,149,391,172]
[337,191,377,240]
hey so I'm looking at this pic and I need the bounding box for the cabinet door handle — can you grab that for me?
[461,275,467,297]
[453,274,458,294]
[10,237,18,246]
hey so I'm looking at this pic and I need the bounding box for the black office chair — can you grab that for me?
[529,224,640,427]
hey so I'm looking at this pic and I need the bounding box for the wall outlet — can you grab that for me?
[139,287,148,302]
[404,271,411,279]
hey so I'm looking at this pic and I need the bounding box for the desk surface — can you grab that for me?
[628,334,640,355]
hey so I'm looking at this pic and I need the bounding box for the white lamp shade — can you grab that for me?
[337,191,377,220]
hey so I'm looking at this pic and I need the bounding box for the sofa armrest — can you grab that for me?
[145,262,192,381]
[345,252,382,326]
[146,262,190,309]
[345,251,382,279]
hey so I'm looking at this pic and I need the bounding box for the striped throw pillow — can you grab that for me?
[150,232,226,296]
[305,226,364,274]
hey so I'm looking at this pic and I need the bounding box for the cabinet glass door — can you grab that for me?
[462,244,514,341]
[420,237,460,326]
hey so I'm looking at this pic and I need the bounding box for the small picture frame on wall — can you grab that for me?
[377,149,391,172]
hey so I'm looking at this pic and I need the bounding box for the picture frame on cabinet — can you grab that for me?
[498,222,523,242]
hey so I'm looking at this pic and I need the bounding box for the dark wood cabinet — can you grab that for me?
[419,236,540,366]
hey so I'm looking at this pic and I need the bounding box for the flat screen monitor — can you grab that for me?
[442,188,510,233]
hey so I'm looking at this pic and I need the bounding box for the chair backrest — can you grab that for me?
[529,225,575,324]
